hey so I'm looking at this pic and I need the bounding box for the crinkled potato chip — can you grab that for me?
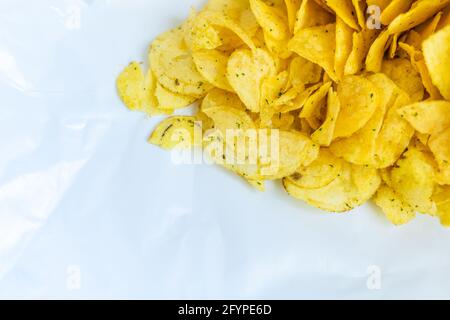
[390,147,437,214]
[149,116,201,150]
[289,24,337,82]
[398,100,450,135]
[227,48,276,112]
[118,0,450,226]
[423,25,450,100]
[333,75,379,138]
[373,184,416,225]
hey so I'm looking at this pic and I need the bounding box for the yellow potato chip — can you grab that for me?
[311,88,341,146]
[227,48,276,112]
[294,0,334,33]
[289,56,323,92]
[260,71,289,126]
[367,0,391,11]
[117,62,146,112]
[288,24,337,82]
[149,116,201,150]
[155,82,196,110]
[345,29,379,75]
[398,100,450,135]
[373,184,416,225]
[278,83,322,113]
[416,11,443,43]
[429,127,450,185]
[201,88,246,111]
[330,74,393,165]
[288,148,344,189]
[193,49,232,92]
[381,58,424,102]
[380,0,414,26]
[322,0,359,30]
[283,161,381,212]
[433,186,450,226]
[203,106,256,132]
[390,147,437,214]
[388,0,450,35]
[250,0,289,41]
[335,17,354,80]
[374,90,415,168]
[437,5,450,31]
[333,75,379,138]
[300,82,332,118]
[150,26,212,98]
[423,25,450,100]
[352,0,367,29]
[284,0,302,33]
[271,112,295,130]
[365,31,390,72]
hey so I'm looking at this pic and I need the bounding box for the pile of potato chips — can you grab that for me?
[117,0,450,226]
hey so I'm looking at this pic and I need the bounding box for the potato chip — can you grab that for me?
[294,0,335,33]
[300,82,332,118]
[333,75,379,138]
[201,88,246,111]
[388,0,450,35]
[374,90,415,168]
[150,26,212,98]
[390,147,437,214]
[193,50,232,92]
[289,24,337,82]
[288,148,344,189]
[260,71,289,126]
[352,0,367,29]
[330,74,393,165]
[380,0,414,26]
[365,31,390,72]
[416,11,443,43]
[367,0,391,11]
[283,161,381,212]
[423,25,450,100]
[433,186,450,226]
[149,116,201,150]
[203,106,256,132]
[117,62,147,112]
[227,48,276,112]
[155,82,196,110]
[322,0,359,30]
[289,56,323,92]
[284,0,302,33]
[335,17,354,80]
[311,88,340,146]
[429,127,450,185]
[250,0,289,41]
[278,83,322,113]
[398,100,450,135]
[373,184,416,225]
[437,5,450,31]
[381,58,424,102]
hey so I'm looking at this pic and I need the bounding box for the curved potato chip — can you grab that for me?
[149,116,200,150]
[437,5,450,31]
[263,32,292,59]
[344,31,367,75]
[150,27,212,97]
[322,0,359,30]
[288,148,343,189]
[390,147,437,214]
[397,100,450,135]
[423,25,450,100]
[155,82,196,110]
[284,0,302,32]
[416,11,443,43]
[193,49,233,92]
[288,24,337,82]
[381,58,424,102]
[283,161,381,212]
[388,0,450,35]
[294,0,335,33]
[227,48,276,112]
[366,31,390,72]
[117,62,146,111]
[201,88,246,111]
[278,83,322,113]
[300,82,331,119]
[380,0,414,25]
[433,186,450,226]
[335,17,354,80]
[271,112,295,130]
[373,184,416,225]
[330,74,393,165]
[429,127,450,185]
[260,71,289,126]
[352,0,366,29]
[334,75,379,138]
[203,106,256,132]
[311,88,340,146]
[289,56,323,92]
[250,0,290,41]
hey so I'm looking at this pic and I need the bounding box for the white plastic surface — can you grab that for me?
[1,0,450,299]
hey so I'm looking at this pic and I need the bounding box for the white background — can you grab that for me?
[0,0,450,299]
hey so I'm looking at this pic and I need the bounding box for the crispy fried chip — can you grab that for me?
[311,88,341,146]
[149,116,200,150]
[429,127,450,185]
[335,17,354,80]
[288,24,337,82]
[294,0,335,32]
[423,25,450,100]
[398,100,450,135]
[373,184,416,225]
[193,50,232,92]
